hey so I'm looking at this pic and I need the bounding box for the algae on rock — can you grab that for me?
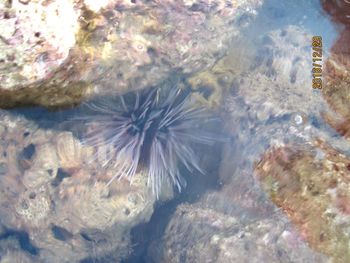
[255,141,350,263]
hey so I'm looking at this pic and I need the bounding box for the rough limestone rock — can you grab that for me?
[0,0,80,89]
[0,0,263,108]
[0,110,155,262]
[255,141,350,263]
[322,30,350,140]
[148,203,327,263]
[235,25,326,119]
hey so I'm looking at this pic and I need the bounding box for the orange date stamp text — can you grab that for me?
[312,36,322,89]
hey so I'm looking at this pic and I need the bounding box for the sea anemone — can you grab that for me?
[79,87,216,198]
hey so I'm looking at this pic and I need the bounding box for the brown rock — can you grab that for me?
[255,141,350,262]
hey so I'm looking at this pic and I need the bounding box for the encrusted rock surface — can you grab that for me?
[217,24,349,164]
[0,0,91,108]
[321,0,350,141]
[187,25,327,113]
[0,0,263,108]
[148,203,327,263]
[75,0,263,98]
[0,239,37,263]
[255,141,350,263]
[235,25,325,119]
[321,0,350,26]
[322,32,350,140]
[0,0,80,90]
[0,110,155,262]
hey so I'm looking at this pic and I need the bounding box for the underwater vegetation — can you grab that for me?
[78,87,217,198]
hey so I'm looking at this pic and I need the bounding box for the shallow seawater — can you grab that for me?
[0,0,349,262]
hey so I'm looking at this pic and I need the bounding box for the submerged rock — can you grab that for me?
[148,203,327,263]
[255,141,350,263]
[0,235,38,263]
[0,110,155,262]
[0,0,91,108]
[0,0,263,108]
[321,0,350,141]
[0,0,80,90]
[321,0,350,26]
[236,25,325,119]
[322,30,350,140]
[75,0,263,98]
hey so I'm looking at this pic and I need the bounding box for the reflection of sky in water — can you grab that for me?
[243,0,338,54]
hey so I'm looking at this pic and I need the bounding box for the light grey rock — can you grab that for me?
[0,0,80,90]
[0,110,155,262]
[148,204,327,263]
